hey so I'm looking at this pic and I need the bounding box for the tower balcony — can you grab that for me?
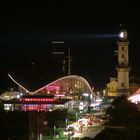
[116,65,131,72]
[116,65,130,68]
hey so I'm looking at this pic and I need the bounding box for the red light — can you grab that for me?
[22,104,49,111]
[20,97,54,103]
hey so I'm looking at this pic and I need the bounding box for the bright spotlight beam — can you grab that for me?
[8,74,30,93]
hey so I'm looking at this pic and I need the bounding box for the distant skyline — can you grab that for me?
[0,8,140,91]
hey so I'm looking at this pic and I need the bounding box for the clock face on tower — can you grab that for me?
[119,30,128,40]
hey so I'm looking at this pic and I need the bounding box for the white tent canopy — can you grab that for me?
[128,88,140,104]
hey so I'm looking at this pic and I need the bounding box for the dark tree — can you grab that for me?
[94,95,140,140]
[107,95,140,126]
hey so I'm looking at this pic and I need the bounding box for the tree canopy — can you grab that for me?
[94,95,140,140]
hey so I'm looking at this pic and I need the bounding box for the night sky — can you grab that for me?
[0,8,140,91]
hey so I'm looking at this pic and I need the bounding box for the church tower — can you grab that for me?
[116,29,130,96]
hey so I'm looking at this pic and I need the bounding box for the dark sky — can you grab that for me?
[0,8,140,91]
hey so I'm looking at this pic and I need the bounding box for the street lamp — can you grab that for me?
[67,47,71,75]
[54,125,56,137]
[65,118,68,128]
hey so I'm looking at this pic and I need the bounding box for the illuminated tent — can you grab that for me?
[128,88,140,104]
